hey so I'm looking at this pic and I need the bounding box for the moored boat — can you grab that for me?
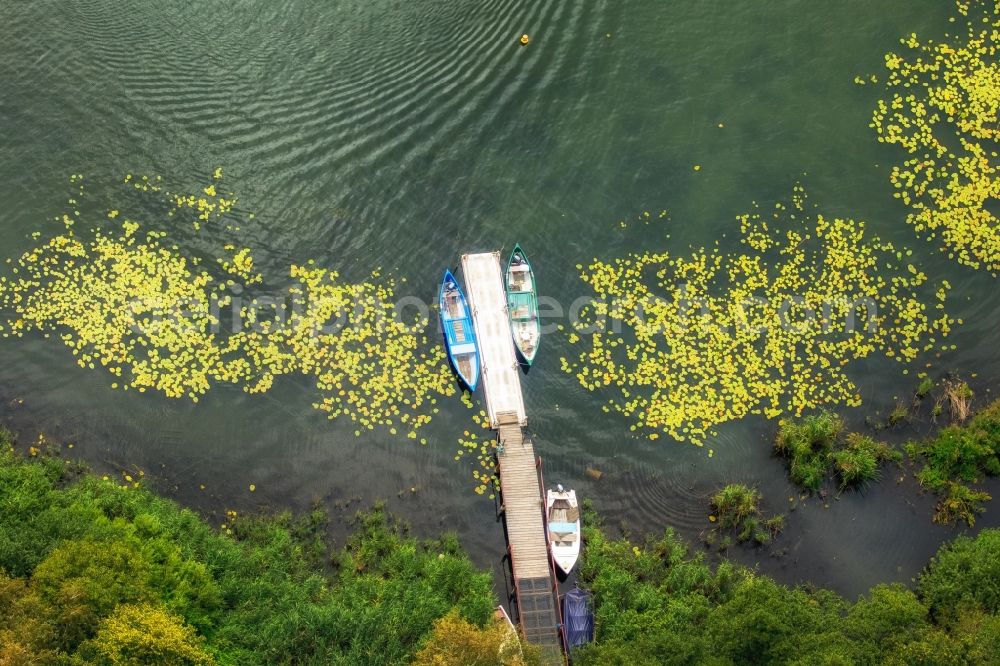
[562,586,595,649]
[494,603,524,658]
[439,270,480,391]
[494,604,515,631]
[505,244,540,365]
[546,484,581,576]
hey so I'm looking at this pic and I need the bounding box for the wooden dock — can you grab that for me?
[461,252,563,664]
[461,252,527,428]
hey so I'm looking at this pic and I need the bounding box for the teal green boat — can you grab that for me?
[505,244,540,365]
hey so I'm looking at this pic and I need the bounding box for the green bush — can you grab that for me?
[78,603,215,666]
[0,446,495,664]
[919,530,1000,620]
[29,538,160,649]
[574,503,1000,666]
[843,584,928,650]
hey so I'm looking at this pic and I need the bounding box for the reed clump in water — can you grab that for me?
[774,412,842,492]
[830,433,901,490]
[776,413,901,493]
[907,398,1000,525]
[708,483,784,547]
[943,378,974,423]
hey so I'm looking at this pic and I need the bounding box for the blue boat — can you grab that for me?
[439,270,480,391]
[562,586,594,649]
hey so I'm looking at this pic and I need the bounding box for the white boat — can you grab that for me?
[494,604,515,632]
[494,604,524,659]
[546,485,581,575]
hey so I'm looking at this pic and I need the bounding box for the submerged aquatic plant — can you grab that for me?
[564,185,952,443]
[870,0,1000,271]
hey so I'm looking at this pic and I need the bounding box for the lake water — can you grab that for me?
[1,0,998,599]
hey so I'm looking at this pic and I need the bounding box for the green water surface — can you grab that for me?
[1,0,997,597]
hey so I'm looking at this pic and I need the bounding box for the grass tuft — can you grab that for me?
[709,484,783,547]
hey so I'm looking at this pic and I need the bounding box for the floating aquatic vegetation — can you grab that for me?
[870,0,1000,271]
[563,185,953,443]
[0,218,241,400]
[248,262,456,434]
[454,408,496,496]
[164,168,236,230]
[0,173,455,435]
[219,245,262,285]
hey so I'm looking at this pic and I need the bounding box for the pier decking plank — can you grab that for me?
[461,252,527,428]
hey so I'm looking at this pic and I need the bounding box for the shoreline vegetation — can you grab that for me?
[2,429,999,665]
[0,429,517,666]
[575,505,1000,666]
[773,382,999,526]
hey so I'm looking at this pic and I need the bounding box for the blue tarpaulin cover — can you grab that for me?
[563,587,594,648]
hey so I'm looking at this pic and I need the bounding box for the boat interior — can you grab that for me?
[455,355,473,379]
[514,320,537,352]
[508,292,536,322]
[508,262,532,293]
[548,500,579,547]
[451,317,470,343]
[442,287,466,320]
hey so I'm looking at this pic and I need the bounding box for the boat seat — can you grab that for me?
[451,342,476,355]
[548,521,578,533]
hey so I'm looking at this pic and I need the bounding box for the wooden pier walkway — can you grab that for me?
[461,252,527,428]
[461,252,563,664]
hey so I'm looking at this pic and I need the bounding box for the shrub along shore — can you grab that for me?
[0,429,507,665]
[1,428,999,665]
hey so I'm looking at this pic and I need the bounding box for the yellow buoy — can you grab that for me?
[520,34,530,45]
